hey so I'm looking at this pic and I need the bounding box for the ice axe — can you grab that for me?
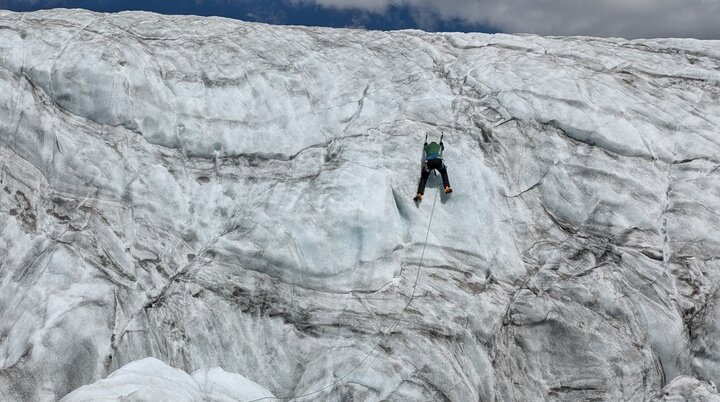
[434,132,444,177]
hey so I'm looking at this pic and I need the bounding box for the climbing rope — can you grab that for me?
[249,188,441,401]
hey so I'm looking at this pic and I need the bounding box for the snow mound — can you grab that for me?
[61,357,273,402]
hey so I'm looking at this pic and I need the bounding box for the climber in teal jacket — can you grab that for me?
[413,136,452,202]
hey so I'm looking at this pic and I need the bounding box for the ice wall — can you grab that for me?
[1,8,720,401]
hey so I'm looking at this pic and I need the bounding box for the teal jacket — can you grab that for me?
[424,142,444,160]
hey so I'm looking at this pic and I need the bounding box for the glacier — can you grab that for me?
[1,8,720,401]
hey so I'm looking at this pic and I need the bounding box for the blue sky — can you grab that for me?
[0,0,496,32]
[2,0,719,39]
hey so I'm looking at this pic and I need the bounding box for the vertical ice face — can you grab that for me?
[1,9,720,401]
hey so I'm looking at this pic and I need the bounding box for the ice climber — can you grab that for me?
[413,135,452,202]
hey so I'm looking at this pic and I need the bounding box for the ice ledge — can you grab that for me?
[658,375,720,401]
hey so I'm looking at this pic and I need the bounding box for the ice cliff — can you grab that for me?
[1,8,720,401]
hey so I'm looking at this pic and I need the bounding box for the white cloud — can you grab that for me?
[291,0,720,39]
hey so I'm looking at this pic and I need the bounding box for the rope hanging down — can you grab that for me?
[250,189,441,401]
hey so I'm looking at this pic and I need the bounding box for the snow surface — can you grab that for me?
[1,8,720,401]
[60,357,274,401]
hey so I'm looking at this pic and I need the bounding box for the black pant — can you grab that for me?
[417,159,450,194]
